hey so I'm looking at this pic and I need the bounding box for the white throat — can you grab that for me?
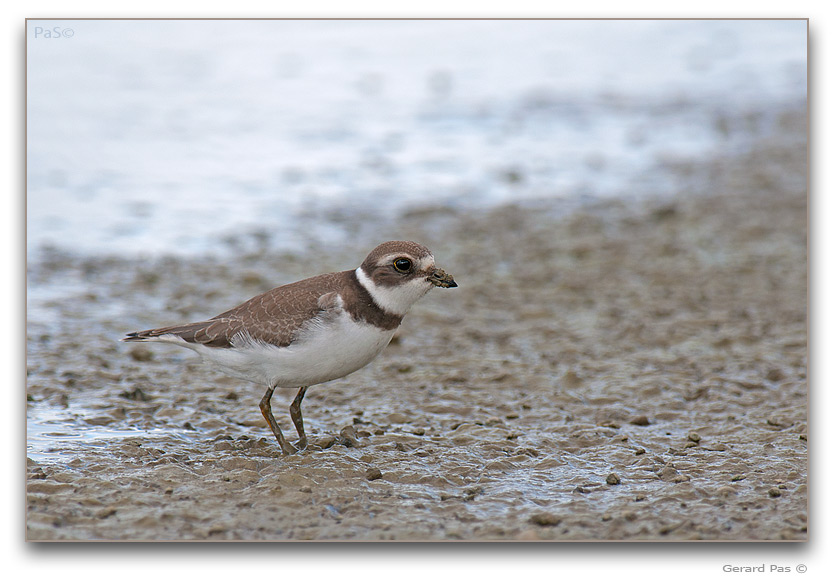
[355,267,431,316]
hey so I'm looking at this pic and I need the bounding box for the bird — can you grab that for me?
[122,241,457,455]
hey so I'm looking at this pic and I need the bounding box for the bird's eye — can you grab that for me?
[393,258,412,272]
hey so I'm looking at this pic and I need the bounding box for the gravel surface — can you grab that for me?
[26,109,807,541]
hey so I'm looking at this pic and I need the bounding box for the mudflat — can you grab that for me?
[26,110,806,541]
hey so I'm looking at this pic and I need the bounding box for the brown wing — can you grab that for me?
[124,271,349,348]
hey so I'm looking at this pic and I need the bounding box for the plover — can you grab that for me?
[122,241,457,455]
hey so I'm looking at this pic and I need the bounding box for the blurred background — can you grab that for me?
[27,19,806,259]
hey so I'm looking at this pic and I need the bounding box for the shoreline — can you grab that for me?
[26,109,807,541]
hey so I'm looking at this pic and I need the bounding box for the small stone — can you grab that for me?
[95,507,117,519]
[659,465,680,482]
[630,415,650,426]
[731,474,747,482]
[716,486,737,497]
[366,467,383,481]
[84,415,116,426]
[213,441,233,452]
[606,473,621,485]
[768,487,782,498]
[634,493,647,502]
[129,347,154,362]
[224,391,239,401]
[687,432,701,443]
[561,370,582,388]
[530,513,561,527]
[28,470,47,480]
[766,368,785,382]
[119,386,153,401]
[339,425,360,448]
[313,435,337,450]
[387,412,409,424]
[634,448,646,455]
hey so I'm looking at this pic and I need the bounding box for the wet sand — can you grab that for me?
[26,109,807,541]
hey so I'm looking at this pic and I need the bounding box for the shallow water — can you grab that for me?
[27,19,806,259]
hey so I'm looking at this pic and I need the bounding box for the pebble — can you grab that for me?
[530,513,561,526]
[606,473,621,485]
[313,435,337,450]
[630,415,650,426]
[120,386,153,401]
[768,487,782,498]
[96,507,117,519]
[386,412,409,424]
[366,467,383,481]
[687,432,701,443]
[129,347,154,362]
[339,425,360,448]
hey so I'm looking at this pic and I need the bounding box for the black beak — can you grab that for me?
[429,268,457,288]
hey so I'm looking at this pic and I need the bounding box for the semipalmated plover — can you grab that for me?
[122,241,457,455]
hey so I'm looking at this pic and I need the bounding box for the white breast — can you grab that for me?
[184,310,397,389]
